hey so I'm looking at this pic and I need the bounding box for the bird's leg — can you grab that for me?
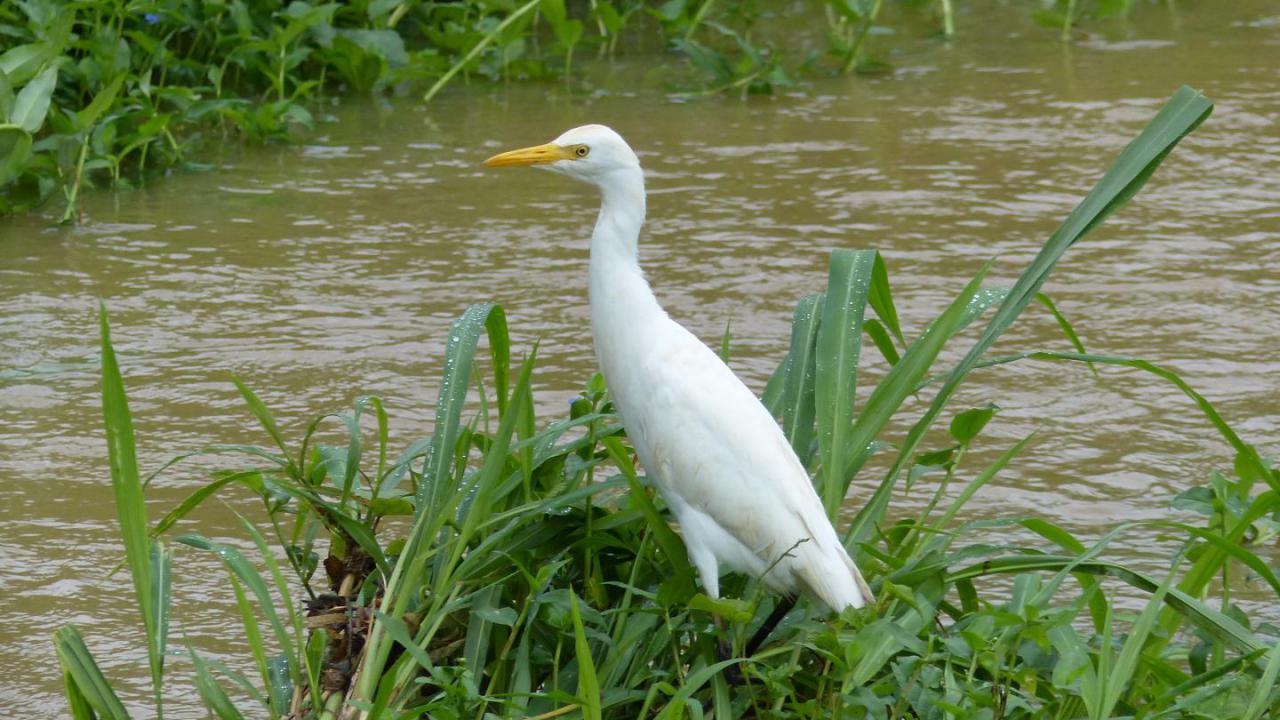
[713,613,747,685]
[744,595,797,658]
[712,614,733,665]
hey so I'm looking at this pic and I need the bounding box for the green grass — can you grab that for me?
[58,86,1280,718]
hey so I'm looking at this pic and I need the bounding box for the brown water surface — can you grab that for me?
[2,4,1278,716]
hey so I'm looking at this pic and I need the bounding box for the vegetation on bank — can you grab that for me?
[54,87,1280,719]
[2,0,1179,220]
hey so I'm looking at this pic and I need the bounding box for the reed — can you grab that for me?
[57,86,1280,719]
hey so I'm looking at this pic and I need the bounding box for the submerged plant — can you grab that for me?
[57,86,1280,719]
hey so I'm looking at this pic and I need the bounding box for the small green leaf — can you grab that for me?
[688,593,754,624]
[949,404,997,445]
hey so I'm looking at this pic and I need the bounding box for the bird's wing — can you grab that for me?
[630,325,832,562]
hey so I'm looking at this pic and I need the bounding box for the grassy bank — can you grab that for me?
[56,86,1280,719]
[1,0,1183,220]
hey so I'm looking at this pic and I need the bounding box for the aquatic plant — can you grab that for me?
[1,0,1207,220]
[55,84,1280,719]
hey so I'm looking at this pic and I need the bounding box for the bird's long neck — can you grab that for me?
[589,166,647,270]
[588,167,666,400]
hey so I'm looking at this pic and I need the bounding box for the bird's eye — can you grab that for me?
[574,145,589,158]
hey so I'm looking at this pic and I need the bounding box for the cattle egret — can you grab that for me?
[484,125,873,618]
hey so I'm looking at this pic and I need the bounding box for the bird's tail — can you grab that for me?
[846,552,874,608]
[796,542,874,612]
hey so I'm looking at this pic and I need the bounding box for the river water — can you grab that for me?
[1,3,1277,716]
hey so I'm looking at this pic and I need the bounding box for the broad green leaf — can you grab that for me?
[12,64,58,133]
[688,593,754,624]
[0,43,58,85]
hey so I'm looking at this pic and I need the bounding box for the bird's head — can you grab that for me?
[483,124,640,185]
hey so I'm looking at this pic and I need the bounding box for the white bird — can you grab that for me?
[484,124,872,615]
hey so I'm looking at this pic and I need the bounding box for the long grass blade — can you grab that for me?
[423,0,541,102]
[973,350,1271,493]
[226,372,297,476]
[770,294,823,460]
[149,540,171,708]
[868,253,905,346]
[417,302,508,519]
[1243,640,1280,720]
[947,554,1261,654]
[845,86,1212,545]
[176,535,296,662]
[571,592,603,720]
[97,304,163,707]
[1099,555,1179,718]
[815,249,876,516]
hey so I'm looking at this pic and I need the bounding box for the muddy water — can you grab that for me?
[2,4,1278,716]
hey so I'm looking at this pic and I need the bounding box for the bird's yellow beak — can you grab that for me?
[483,142,573,168]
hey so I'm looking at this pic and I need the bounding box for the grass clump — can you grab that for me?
[58,86,1280,719]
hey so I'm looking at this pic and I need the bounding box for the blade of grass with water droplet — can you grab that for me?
[815,249,876,516]
[417,302,507,518]
[766,294,823,461]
